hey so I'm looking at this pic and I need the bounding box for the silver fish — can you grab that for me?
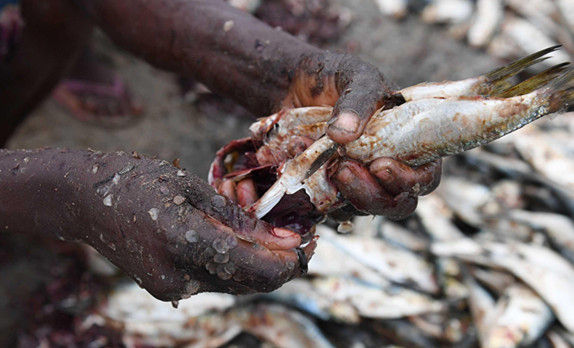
[102,282,238,347]
[432,239,574,332]
[253,48,573,218]
[316,224,438,293]
[508,210,574,263]
[467,0,503,47]
[463,272,497,344]
[311,276,445,319]
[228,303,337,348]
[485,284,554,347]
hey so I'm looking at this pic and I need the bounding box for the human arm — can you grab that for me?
[0,148,313,301]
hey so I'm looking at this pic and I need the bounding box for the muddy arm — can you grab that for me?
[0,148,310,301]
[73,0,321,116]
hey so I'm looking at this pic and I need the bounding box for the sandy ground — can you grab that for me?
[1,0,503,344]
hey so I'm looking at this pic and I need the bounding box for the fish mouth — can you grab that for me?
[209,138,324,243]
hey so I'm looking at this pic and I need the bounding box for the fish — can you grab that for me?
[251,48,574,219]
[432,239,574,332]
[508,210,574,263]
[484,284,554,347]
[498,16,570,69]
[258,278,360,323]
[316,224,438,294]
[420,0,473,25]
[228,303,337,348]
[308,225,391,287]
[468,0,503,47]
[436,177,493,227]
[311,276,445,319]
[373,0,408,19]
[397,45,563,101]
[463,271,497,345]
[101,282,239,347]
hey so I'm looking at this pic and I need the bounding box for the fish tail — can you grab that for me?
[482,45,562,95]
[544,68,574,113]
[493,62,571,98]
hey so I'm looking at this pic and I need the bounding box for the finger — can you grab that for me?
[327,57,392,144]
[185,175,301,251]
[370,158,443,197]
[417,159,442,196]
[179,207,316,294]
[370,158,418,196]
[331,159,417,219]
[218,179,238,203]
[236,178,258,207]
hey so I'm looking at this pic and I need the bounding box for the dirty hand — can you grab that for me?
[283,51,442,219]
[0,149,314,301]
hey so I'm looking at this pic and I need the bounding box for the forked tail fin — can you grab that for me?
[481,45,562,96]
[493,62,571,98]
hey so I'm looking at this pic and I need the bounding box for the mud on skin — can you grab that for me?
[0,148,313,301]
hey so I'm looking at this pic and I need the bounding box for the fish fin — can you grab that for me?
[545,68,574,113]
[481,45,562,96]
[493,63,571,98]
[253,181,287,219]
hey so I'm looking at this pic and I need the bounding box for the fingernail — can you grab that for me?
[334,165,354,184]
[273,227,298,238]
[329,112,360,134]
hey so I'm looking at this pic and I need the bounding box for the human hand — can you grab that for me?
[0,149,314,301]
[282,51,442,218]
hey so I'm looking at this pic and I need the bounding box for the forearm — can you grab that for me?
[73,0,321,115]
[0,148,302,300]
[0,148,195,299]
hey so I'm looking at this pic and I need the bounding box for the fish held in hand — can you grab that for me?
[210,47,574,228]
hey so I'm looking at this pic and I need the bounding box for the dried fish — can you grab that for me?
[408,313,466,343]
[505,0,561,38]
[556,0,574,34]
[398,45,560,101]
[416,195,464,241]
[469,266,516,295]
[513,130,574,193]
[378,219,430,252]
[547,329,572,348]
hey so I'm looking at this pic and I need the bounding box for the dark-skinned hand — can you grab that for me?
[283,52,442,219]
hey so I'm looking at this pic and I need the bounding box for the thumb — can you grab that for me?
[326,58,393,144]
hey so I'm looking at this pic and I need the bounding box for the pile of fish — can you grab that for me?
[80,53,574,347]
[89,129,574,347]
[90,130,574,347]
[373,0,574,68]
